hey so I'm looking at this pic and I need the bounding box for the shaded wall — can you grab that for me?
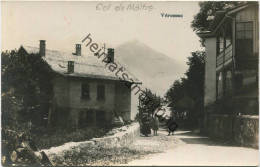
[68,77,115,128]
[207,114,258,148]
[51,76,132,129]
[204,37,217,106]
[115,82,131,121]
[52,76,114,128]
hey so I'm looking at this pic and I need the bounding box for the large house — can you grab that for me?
[19,40,141,129]
[197,2,258,146]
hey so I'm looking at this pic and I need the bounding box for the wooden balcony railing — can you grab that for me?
[216,44,233,68]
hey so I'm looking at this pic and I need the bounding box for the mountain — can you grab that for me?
[115,40,186,96]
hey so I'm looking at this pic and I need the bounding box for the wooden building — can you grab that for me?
[197,3,259,145]
[198,2,259,116]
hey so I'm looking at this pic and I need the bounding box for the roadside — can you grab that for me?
[48,128,181,166]
[11,125,258,166]
[126,130,259,166]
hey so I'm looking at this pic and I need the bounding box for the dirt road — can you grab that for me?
[125,130,259,166]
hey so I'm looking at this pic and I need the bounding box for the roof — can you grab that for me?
[20,45,141,84]
[197,2,256,38]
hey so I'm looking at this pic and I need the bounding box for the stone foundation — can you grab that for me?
[207,114,258,148]
[233,115,258,148]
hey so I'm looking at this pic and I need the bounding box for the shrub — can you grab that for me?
[33,127,109,149]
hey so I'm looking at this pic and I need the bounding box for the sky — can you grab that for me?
[1,1,202,67]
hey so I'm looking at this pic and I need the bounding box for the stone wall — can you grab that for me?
[40,123,140,158]
[207,114,258,148]
[91,122,140,147]
[233,115,259,148]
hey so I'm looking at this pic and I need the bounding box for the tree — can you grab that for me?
[138,88,163,117]
[191,1,241,32]
[185,51,205,125]
[191,1,242,46]
[165,51,205,127]
[165,78,186,107]
[1,50,54,128]
[1,50,55,165]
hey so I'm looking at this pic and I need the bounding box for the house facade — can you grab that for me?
[198,3,259,147]
[19,40,140,129]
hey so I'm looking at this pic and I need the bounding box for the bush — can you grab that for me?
[33,127,109,149]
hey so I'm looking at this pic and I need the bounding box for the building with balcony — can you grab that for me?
[197,2,258,147]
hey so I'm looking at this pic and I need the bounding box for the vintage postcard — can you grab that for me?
[1,1,259,166]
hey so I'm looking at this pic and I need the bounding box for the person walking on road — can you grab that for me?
[141,112,151,137]
[151,116,159,136]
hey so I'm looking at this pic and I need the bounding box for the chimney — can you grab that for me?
[75,44,81,56]
[68,61,74,73]
[107,48,114,63]
[39,40,46,57]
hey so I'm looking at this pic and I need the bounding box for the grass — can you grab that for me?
[51,145,158,166]
[32,127,109,150]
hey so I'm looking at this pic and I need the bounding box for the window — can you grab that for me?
[225,22,232,47]
[226,38,231,47]
[81,83,90,99]
[236,22,254,69]
[96,110,106,127]
[225,71,233,95]
[86,110,95,126]
[79,110,96,127]
[236,22,253,39]
[97,84,105,101]
[217,72,223,99]
[217,23,233,56]
[79,111,87,128]
[217,36,224,55]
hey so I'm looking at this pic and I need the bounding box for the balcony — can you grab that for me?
[216,44,233,69]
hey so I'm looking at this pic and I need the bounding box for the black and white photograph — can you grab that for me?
[1,1,259,166]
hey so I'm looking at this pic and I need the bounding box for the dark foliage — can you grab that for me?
[2,50,54,128]
[137,88,163,117]
[1,50,54,165]
[165,51,205,127]
[191,2,242,46]
[191,1,241,32]
[34,127,109,150]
